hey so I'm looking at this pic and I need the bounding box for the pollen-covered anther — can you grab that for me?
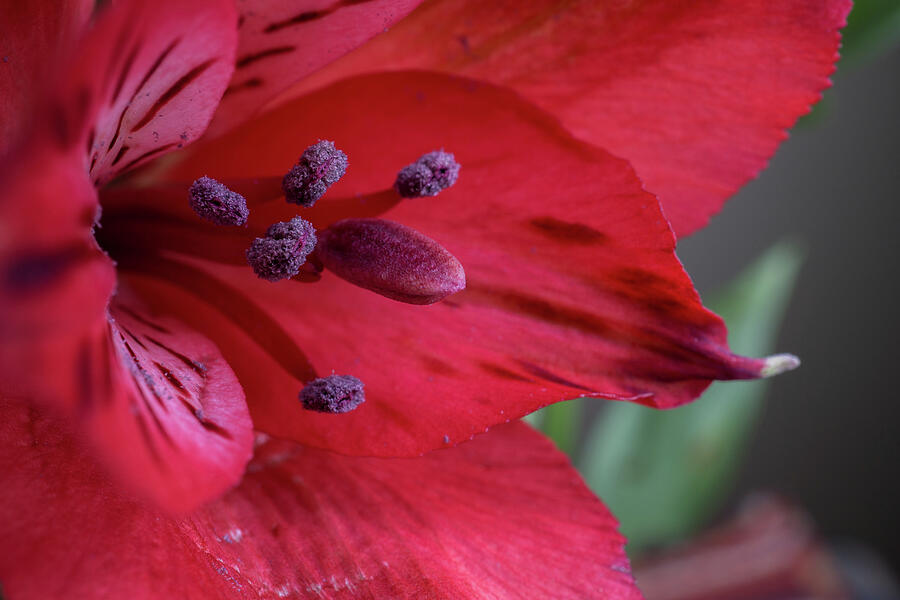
[300,374,365,413]
[317,218,466,305]
[188,176,249,226]
[246,216,317,282]
[394,150,460,198]
[282,140,348,207]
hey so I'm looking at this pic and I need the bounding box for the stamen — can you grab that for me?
[246,216,317,282]
[394,150,460,198]
[317,218,466,305]
[299,374,365,413]
[188,176,249,226]
[282,140,348,207]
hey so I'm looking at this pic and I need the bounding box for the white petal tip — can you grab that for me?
[761,353,801,378]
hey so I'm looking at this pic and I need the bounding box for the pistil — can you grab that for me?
[316,218,466,304]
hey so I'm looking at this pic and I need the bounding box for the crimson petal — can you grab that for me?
[0,0,93,154]
[288,0,851,237]
[205,0,424,136]
[0,398,641,599]
[142,71,783,457]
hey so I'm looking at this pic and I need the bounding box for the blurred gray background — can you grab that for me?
[678,43,900,570]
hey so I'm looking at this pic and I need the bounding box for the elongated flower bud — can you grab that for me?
[317,218,466,305]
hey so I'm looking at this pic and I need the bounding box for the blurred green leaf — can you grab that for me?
[525,397,585,456]
[841,0,900,67]
[579,241,804,554]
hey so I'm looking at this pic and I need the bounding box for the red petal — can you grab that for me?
[132,71,779,457]
[0,399,641,599]
[287,0,851,237]
[0,0,93,154]
[204,0,423,136]
[2,281,254,513]
[14,0,238,184]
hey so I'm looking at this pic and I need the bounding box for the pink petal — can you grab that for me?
[132,71,781,457]
[0,0,94,154]
[0,398,641,599]
[286,0,851,237]
[205,0,424,136]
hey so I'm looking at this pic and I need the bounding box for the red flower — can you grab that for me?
[0,0,848,598]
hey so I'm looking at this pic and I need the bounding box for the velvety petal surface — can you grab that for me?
[205,0,423,136]
[0,399,641,600]
[131,71,780,457]
[0,0,93,154]
[288,0,851,237]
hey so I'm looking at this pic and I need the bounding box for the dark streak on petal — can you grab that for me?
[236,46,295,69]
[107,106,129,152]
[515,360,593,392]
[263,10,328,33]
[130,59,216,132]
[111,145,130,166]
[199,418,233,439]
[478,361,533,382]
[262,0,379,33]
[121,327,149,350]
[463,283,614,338]
[114,142,177,174]
[153,361,187,393]
[115,306,172,334]
[131,38,181,104]
[420,355,458,376]
[145,335,206,374]
[113,43,142,104]
[223,78,264,97]
[529,217,609,245]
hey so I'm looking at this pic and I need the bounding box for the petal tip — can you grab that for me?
[760,353,801,378]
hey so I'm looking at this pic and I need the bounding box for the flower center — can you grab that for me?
[95,143,464,415]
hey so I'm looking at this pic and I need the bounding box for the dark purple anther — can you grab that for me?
[246,216,317,282]
[188,176,249,226]
[282,140,348,207]
[394,150,460,198]
[317,218,466,305]
[299,374,365,413]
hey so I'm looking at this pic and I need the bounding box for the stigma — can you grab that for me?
[300,374,365,413]
[394,150,460,198]
[282,140,348,207]
[188,176,249,226]
[317,218,466,304]
[246,216,317,282]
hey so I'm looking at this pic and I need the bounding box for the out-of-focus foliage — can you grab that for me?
[840,0,900,67]
[580,242,804,554]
